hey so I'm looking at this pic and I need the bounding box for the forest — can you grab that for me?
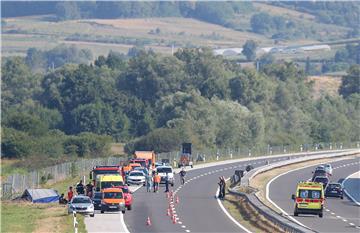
[2,48,359,163]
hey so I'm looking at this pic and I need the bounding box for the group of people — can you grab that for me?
[59,179,94,204]
[217,176,226,199]
[144,167,187,193]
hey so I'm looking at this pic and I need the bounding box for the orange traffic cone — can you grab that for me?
[166,208,171,216]
[166,192,170,199]
[176,196,179,204]
[172,215,177,224]
[146,217,152,226]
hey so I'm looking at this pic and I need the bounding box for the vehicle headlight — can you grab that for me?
[119,203,125,206]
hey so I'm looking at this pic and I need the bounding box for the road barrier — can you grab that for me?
[228,149,359,233]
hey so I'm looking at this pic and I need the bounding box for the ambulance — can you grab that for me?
[291,181,324,218]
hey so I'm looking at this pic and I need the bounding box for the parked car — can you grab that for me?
[246,165,254,172]
[156,166,174,186]
[68,195,95,217]
[325,183,343,199]
[119,185,133,210]
[92,192,102,210]
[323,164,333,175]
[127,171,146,185]
[313,176,329,189]
[100,188,126,214]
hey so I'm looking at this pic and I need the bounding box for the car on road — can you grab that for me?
[323,164,333,175]
[68,195,95,217]
[313,176,329,189]
[156,165,174,186]
[315,165,326,172]
[134,166,149,176]
[119,185,133,210]
[100,188,126,214]
[325,182,344,199]
[92,192,103,210]
[127,171,146,185]
[292,181,324,218]
[312,169,328,181]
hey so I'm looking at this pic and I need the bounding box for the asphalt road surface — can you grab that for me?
[124,151,349,233]
[269,157,360,232]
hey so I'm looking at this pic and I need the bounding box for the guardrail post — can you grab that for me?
[300,145,303,152]
[248,149,251,157]
[340,143,343,149]
[330,143,332,150]
[73,211,78,233]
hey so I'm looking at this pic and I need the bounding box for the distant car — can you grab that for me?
[313,176,329,189]
[323,164,333,175]
[315,165,326,172]
[312,170,328,181]
[127,171,146,185]
[68,195,95,217]
[155,162,163,168]
[325,182,343,199]
[134,166,149,176]
[246,165,254,172]
[92,192,102,210]
[156,166,174,186]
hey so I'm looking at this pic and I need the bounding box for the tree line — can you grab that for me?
[2,48,359,161]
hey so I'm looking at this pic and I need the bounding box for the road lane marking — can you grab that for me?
[343,219,348,222]
[342,170,360,206]
[349,223,355,226]
[336,215,341,218]
[178,221,182,224]
[181,225,186,228]
[216,178,252,233]
[185,230,190,232]
[331,212,335,215]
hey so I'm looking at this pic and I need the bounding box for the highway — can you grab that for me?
[268,157,360,232]
[123,151,344,233]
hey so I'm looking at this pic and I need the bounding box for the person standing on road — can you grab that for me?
[154,173,161,192]
[67,186,74,201]
[217,177,224,198]
[76,180,85,195]
[86,181,93,197]
[179,168,186,185]
[146,174,153,192]
[221,176,226,198]
[164,173,170,193]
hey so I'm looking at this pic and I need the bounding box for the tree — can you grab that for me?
[55,2,80,20]
[242,40,258,61]
[250,12,272,34]
[339,65,360,98]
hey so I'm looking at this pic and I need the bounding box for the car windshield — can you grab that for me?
[314,177,328,184]
[104,192,123,199]
[314,170,326,175]
[325,165,331,168]
[157,167,172,173]
[93,193,102,199]
[101,181,123,189]
[298,189,321,199]
[72,197,91,203]
[130,172,143,176]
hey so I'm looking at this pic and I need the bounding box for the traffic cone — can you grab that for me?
[166,208,171,216]
[146,217,151,226]
[176,196,179,204]
[172,215,177,224]
[166,192,170,199]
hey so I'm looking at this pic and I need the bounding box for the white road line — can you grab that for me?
[181,225,186,228]
[343,219,348,222]
[349,223,355,226]
[342,171,360,206]
[325,209,330,212]
[119,212,130,233]
[336,215,341,218]
[331,212,335,215]
[185,230,190,232]
[216,178,252,233]
[178,221,182,224]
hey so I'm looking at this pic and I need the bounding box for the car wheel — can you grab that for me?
[294,211,298,216]
[171,183,174,187]
[122,210,126,214]
[341,195,344,199]
[90,214,95,217]
[319,213,323,218]
[127,205,132,210]
[101,210,104,213]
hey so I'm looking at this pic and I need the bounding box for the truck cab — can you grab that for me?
[100,188,126,214]
[291,181,324,218]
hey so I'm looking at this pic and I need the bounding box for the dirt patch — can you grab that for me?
[307,75,342,99]
[250,154,359,211]
[110,143,125,155]
[224,194,286,233]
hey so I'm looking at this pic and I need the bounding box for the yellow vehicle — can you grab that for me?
[291,181,324,218]
[96,175,124,191]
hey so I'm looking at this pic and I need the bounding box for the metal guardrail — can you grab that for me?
[228,149,359,233]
